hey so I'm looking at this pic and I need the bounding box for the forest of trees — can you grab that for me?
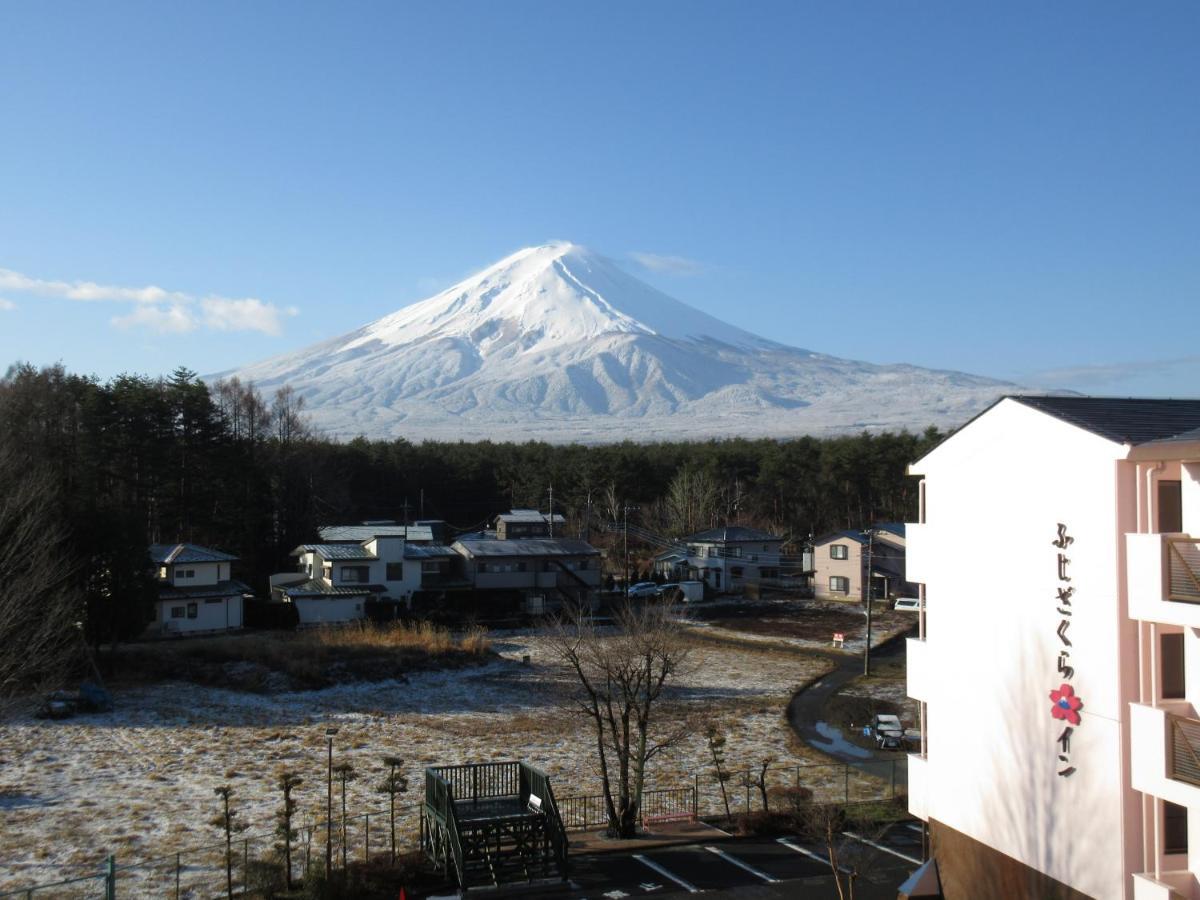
[0,362,944,654]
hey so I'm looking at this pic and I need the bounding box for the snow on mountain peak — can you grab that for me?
[342,241,772,357]
[215,242,1016,443]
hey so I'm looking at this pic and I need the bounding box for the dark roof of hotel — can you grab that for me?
[1010,396,1200,445]
[684,526,783,543]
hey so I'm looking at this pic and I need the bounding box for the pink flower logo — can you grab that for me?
[1050,683,1083,726]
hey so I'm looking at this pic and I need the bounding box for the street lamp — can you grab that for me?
[325,726,339,878]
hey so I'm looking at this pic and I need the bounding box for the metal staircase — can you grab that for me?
[422,761,569,892]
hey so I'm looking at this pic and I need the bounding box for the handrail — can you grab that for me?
[521,761,569,877]
[424,767,466,886]
[1167,537,1200,604]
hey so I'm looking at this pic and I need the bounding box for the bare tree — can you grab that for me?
[548,599,691,838]
[664,465,719,536]
[0,445,82,712]
[798,802,892,900]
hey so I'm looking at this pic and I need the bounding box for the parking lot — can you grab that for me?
[422,820,926,899]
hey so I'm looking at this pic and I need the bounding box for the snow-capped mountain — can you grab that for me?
[216,242,1015,442]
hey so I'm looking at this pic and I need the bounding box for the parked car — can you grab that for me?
[872,713,906,750]
[627,582,660,599]
[894,597,920,612]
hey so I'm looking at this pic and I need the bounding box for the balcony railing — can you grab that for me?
[1168,713,1200,787]
[1167,538,1200,604]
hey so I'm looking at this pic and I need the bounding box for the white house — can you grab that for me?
[904,395,1200,900]
[272,532,465,624]
[148,543,250,635]
[682,526,784,592]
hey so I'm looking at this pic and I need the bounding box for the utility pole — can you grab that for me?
[623,505,639,600]
[547,483,554,538]
[862,527,876,677]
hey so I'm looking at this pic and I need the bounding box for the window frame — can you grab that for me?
[830,575,850,593]
[830,544,849,560]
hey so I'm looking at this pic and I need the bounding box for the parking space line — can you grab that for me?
[704,845,779,883]
[776,837,851,874]
[842,830,923,865]
[633,853,699,893]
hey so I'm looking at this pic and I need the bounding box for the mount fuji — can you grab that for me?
[216,242,1014,442]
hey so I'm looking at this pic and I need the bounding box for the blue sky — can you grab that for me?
[1,1,1197,395]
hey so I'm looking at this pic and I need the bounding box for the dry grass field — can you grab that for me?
[0,626,845,895]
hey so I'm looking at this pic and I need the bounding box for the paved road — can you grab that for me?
[786,629,913,765]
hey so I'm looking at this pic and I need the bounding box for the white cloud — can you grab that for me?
[0,265,297,335]
[629,251,706,276]
[201,296,298,336]
[0,297,16,311]
[1022,355,1200,392]
[112,304,197,334]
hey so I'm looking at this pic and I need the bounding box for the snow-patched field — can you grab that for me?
[0,631,838,894]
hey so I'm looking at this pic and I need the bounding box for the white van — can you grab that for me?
[893,597,920,612]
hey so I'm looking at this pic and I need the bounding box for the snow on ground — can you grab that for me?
[0,629,840,894]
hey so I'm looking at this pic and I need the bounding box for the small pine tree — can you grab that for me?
[378,756,408,862]
[332,763,357,869]
[211,785,247,899]
[704,722,733,820]
[274,770,303,889]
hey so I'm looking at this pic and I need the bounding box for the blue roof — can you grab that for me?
[149,543,238,565]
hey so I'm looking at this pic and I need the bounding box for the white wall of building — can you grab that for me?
[909,398,1142,899]
[157,595,243,633]
[291,596,365,625]
[168,560,229,587]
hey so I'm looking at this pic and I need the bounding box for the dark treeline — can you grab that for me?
[0,362,942,644]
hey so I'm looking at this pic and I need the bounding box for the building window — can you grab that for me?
[1165,801,1189,854]
[708,547,718,558]
[421,561,441,573]
[386,563,403,581]
[830,576,850,593]
[186,602,198,619]
[830,545,848,560]
[731,547,742,558]
[340,566,370,583]
[171,606,185,619]
[731,566,744,577]
[1162,632,1186,700]
[323,565,332,581]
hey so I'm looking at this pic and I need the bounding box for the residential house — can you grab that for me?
[811,524,911,601]
[271,529,467,624]
[452,535,601,614]
[493,509,567,540]
[904,395,1200,899]
[149,543,250,635]
[682,526,785,592]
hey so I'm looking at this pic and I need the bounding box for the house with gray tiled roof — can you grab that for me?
[270,529,468,624]
[682,525,786,593]
[148,543,251,635]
